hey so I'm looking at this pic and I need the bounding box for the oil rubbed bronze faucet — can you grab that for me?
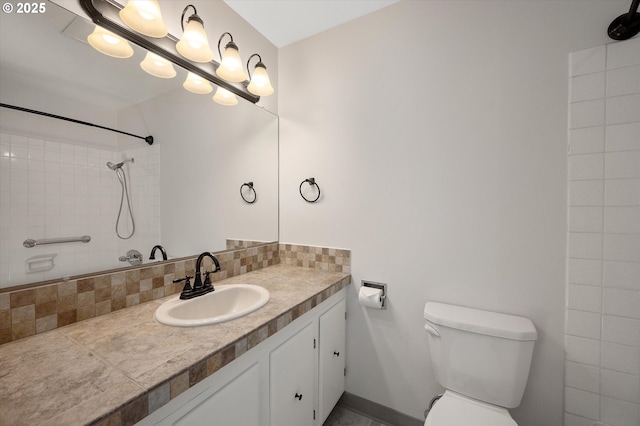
[149,244,167,261]
[173,252,221,300]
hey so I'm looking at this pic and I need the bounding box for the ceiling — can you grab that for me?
[223,0,401,48]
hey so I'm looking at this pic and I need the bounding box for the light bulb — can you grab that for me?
[87,26,133,58]
[212,87,238,106]
[176,15,214,63]
[183,72,213,94]
[247,64,274,96]
[216,42,247,83]
[119,0,168,38]
[140,52,176,78]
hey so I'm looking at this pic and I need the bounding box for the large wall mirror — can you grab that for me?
[0,0,279,289]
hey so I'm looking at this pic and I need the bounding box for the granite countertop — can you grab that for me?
[0,264,351,426]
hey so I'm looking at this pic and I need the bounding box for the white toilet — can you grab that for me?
[423,301,537,426]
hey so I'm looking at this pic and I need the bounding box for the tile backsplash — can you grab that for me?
[0,242,350,346]
[565,38,640,426]
[279,243,351,273]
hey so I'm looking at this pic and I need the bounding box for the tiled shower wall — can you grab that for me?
[0,132,160,288]
[565,38,640,426]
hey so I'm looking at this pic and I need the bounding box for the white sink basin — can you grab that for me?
[155,284,270,327]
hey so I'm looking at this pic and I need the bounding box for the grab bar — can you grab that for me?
[23,235,91,248]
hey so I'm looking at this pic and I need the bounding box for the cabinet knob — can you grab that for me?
[294,393,303,401]
[333,351,340,357]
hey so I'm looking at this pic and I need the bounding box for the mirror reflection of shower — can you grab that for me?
[106,158,135,239]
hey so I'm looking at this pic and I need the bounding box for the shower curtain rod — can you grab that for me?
[0,103,154,145]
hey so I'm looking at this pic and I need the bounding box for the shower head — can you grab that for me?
[609,0,640,40]
[106,158,134,170]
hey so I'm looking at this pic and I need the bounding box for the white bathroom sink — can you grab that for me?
[155,284,270,327]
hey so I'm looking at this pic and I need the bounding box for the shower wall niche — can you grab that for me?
[0,131,160,288]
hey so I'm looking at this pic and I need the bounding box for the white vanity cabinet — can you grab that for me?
[270,321,316,425]
[140,289,346,426]
[318,298,346,424]
[170,362,262,426]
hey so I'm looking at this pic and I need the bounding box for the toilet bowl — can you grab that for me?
[425,391,516,426]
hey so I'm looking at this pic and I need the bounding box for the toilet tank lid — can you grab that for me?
[424,302,537,341]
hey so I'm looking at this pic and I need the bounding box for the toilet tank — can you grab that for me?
[423,302,537,409]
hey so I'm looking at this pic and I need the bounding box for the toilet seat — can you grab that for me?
[425,391,517,426]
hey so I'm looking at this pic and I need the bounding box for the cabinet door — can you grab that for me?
[318,298,346,424]
[172,363,261,426]
[270,321,316,426]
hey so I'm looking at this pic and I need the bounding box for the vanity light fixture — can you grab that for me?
[140,51,176,78]
[183,71,213,94]
[80,0,263,104]
[212,87,238,106]
[176,5,215,63]
[246,54,274,97]
[87,25,133,58]
[119,0,168,38]
[216,32,248,83]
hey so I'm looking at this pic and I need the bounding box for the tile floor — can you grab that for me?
[323,406,389,426]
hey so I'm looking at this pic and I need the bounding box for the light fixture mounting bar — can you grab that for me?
[79,0,260,104]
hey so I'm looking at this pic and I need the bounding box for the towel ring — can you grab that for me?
[240,182,257,204]
[299,177,321,203]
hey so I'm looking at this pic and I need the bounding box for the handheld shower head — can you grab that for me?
[106,158,134,170]
[107,157,136,239]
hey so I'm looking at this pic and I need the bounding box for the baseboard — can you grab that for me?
[337,392,423,426]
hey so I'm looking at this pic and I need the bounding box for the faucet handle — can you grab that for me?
[173,275,193,292]
[202,270,215,288]
[172,275,193,284]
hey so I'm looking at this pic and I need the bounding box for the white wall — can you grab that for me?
[278,1,629,424]
[120,86,279,258]
[565,38,640,426]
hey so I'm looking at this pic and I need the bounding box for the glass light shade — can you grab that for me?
[140,52,176,78]
[176,19,214,63]
[87,26,133,58]
[247,65,274,96]
[212,87,238,106]
[216,44,247,83]
[119,0,168,38]
[183,72,213,94]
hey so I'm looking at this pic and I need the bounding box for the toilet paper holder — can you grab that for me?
[361,280,387,310]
